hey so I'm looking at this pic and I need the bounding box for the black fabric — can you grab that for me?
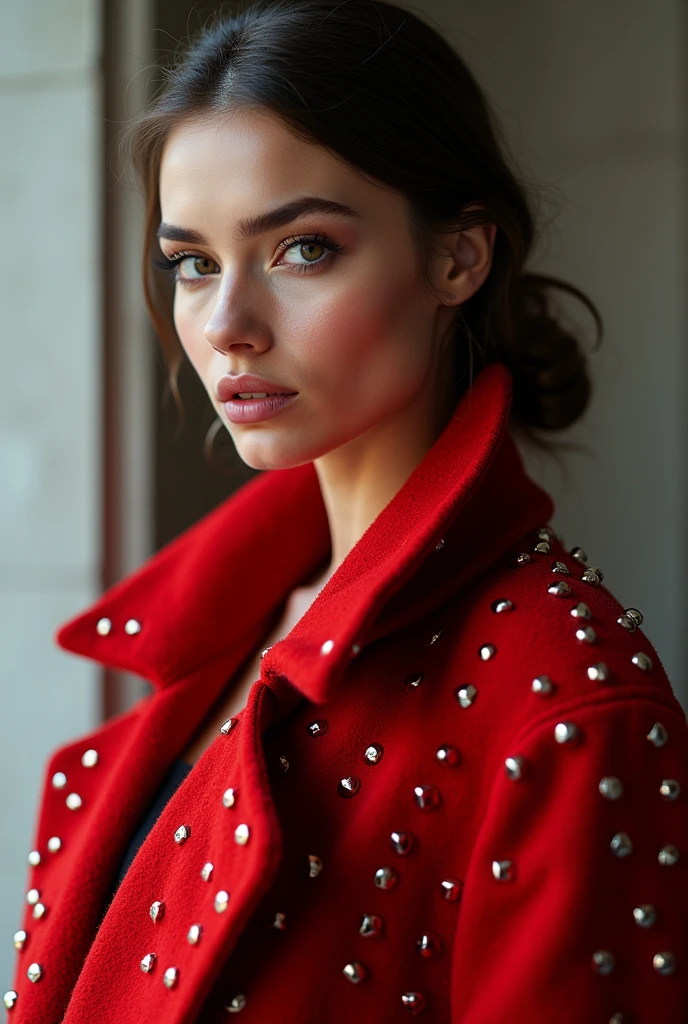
[113,759,193,891]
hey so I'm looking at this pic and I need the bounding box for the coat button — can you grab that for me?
[401,991,426,1014]
[224,993,248,1012]
[140,953,157,973]
[599,777,623,800]
[234,823,250,845]
[149,901,165,922]
[591,950,616,975]
[3,990,18,1009]
[414,785,440,810]
[187,924,203,945]
[26,963,43,983]
[13,930,27,952]
[215,890,230,913]
[658,844,679,866]
[343,961,367,983]
[81,749,99,767]
[492,860,515,882]
[390,831,414,855]
[633,904,657,928]
[163,966,178,989]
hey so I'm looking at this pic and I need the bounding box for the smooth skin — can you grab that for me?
[157,106,497,763]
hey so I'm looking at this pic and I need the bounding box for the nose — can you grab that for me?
[203,280,272,356]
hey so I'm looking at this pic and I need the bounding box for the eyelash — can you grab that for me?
[152,233,342,286]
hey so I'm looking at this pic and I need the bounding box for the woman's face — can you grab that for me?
[158,107,484,470]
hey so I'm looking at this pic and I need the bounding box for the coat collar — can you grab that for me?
[55,362,554,704]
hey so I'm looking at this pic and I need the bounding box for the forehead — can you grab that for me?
[158,106,402,228]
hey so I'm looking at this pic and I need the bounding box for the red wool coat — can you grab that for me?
[7,362,688,1023]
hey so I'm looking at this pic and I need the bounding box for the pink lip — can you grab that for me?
[216,373,296,403]
[222,393,299,424]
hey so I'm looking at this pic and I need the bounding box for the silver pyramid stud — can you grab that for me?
[625,607,644,626]
[591,950,616,975]
[96,617,112,635]
[479,643,496,660]
[3,991,18,1009]
[440,877,462,901]
[416,932,443,957]
[610,832,633,858]
[320,639,335,655]
[534,540,551,554]
[512,552,531,567]
[532,675,554,696]
[660,779,681,801]
[633,904,657,928]
[81,749,99,767]
[222,788,236,808]
[124,619,142,635]
[234,823,250,845]
[653,952,676,976]
[616,614,637,633]
[587,662,609,682]
[658,844,679,866]
[569,546,588,563]
[47,836,62,853]
[174,824,191,844]
[201,862,214,882]
[599,776,623,800]
[308,854,324,878]
[505,756,524,780]
[436,745,460,767]
[214,890,230,913]
[491,598,514,613]
[224,993,248,1013]
[492,859,515,881]
[28,850,41,867]
[65,792,83,811]
[548,580,572,597]
[455,684,478,707]
[273,912,287,930]
[140,953,157,973]
[551,561,570,575]
[307,720,328,737]
[342,961,367,983]
[647,722,668,747]
[414,784,440,809]
[364,743,384,764]
[219,717,239,735]
[390,831,414,855]
[187,924,202,945]
[632,651,653,672]
[359,913,383,938]
[26,963,42,983]
[401,992,426,1014]
[162,966,178,989]
[570,602,591,619]
[554,722,579,744]
[13,930,27,951]
[338,776,361,797]
[149,901,165,923]
[575,625,597,643]
[374,866,399,890]
[404,673,424,691]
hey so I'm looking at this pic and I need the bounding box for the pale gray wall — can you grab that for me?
[0,0,101,991]
[426,0,687,709]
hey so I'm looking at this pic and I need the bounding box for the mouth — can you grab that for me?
[233,392,297,400]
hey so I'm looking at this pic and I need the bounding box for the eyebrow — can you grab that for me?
[156,196,363,244]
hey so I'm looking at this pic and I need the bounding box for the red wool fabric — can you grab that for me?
[7,361,688,1023]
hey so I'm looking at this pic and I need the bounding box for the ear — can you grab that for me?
[429,204,497,307]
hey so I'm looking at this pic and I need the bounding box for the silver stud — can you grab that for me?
[273,912,287,930]
[364,743,384,764]
[162,966,178,989]
[582,566,604,585]
[374,866,399,890]
[13,930,27,951]
[455,684,477,708]
[414,784,440,810]
[260,647,271,659]
[320,639,335,655]
[149,901,165,922]
[3,991,17,1009]
[278,754,290,773]
[47,836,62,853]
[551,560,570,575]
[658,844,679,866]
[616,614,637,633]
[96,617,112,636]
[359,913,384,938]
[308,855,323,878]
[27,850,41,867]
[653,951,676,976]
[222,787,236,808]
[532,675,554,696]
[548,580,572,597]
[570,602,591,619]
[51,772,67,789]
[351,643,361,656]
[609,1015,629,1024]
[591,950,616,975]
[576,625,597,643]
[440,877,462,902]
[187,924,202,945]
[425,630,442,646]
[416,932,443,957]
[404,672,424,691]
[201,862,214,882]
[491,598,514,613]
[224,993,248,1013]
[66,792,82,811]
[479,643,496,660]
[435,538,445,551]
[537,526,554,541]
[599,776,623,800]
[174,824,191,844]
[554,722,579,744]
[124,619,142,635]
[587,662,609,682]
[505,756,524,781]
[81,749,98,768]
[140,953,156,973]
[401,991,426,1014]
[610,832,633,858]
[492,859,515,882]
[26,963,42,983]
[632,651,653,672]
[660,779,681,801]
[234,823,250,846]
[219,718,239,735]
[647,722,668,748]
[214,890,230,913]
[307,720,328,737]
[633,904,657,928]
[26,889,40,906]
[570,546,588,564]
[390,831,414,855]
[534,540,551,554]
[343,961,367,983]
[436,745,460,767]
[625,607,644,627]
[512,552,532,567]
[32,903,47,920]
[338,776,361,797]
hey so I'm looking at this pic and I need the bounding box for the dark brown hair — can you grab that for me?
[123,0,603,459]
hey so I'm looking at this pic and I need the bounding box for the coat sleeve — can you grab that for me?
[450,693,688,1024]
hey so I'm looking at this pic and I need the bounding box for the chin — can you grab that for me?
[231,434,327,472]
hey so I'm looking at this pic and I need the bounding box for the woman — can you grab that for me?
[7,1,687,1021]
